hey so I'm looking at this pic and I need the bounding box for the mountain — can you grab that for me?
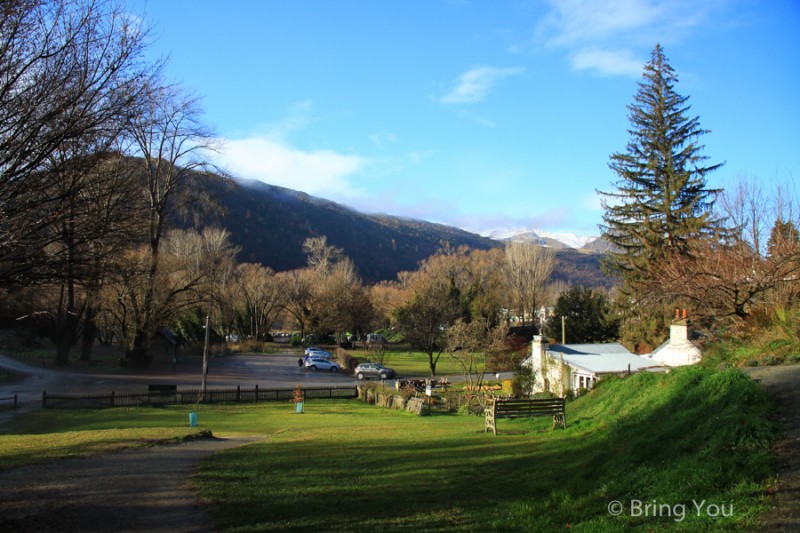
[199,176,613,287]
[581,237,615,253]
[205,178,497,282]
[482,228,599,250]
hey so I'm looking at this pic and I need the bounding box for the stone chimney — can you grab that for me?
[670,309,690,346]
[532,335,549,361]
[650,309,701,366]
[531,335,550,393]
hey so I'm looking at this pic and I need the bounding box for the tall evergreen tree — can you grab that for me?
[599,44,724,281]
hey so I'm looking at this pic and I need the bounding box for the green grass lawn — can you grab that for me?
[372,349,464,376]
[0,366,779,532]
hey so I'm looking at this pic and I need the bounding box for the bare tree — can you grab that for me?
[124,84,224,365]
[302,236,344,273]
[369,281,409,331]
[312,258,375,342]
[234,263,281,341]
[642,236,800,322]
[718,177,770,256]
[445,319,509,393]
[98,228,237,362]
[278,269,316,341]
[43,152,145,364]
[504,236,555,327]
[0,0,158,284]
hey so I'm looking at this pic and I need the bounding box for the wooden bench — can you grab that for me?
[485,397,566,435]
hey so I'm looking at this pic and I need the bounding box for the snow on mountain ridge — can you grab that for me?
[481,227,598,249]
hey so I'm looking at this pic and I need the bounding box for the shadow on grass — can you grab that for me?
[195,367,778,532]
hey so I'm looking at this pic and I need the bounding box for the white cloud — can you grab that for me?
[441,66,525,104]
[538,0,722,76]
[213,100,369,199]
[543,0,662,46]
[216,136,366,198]
[571,48,644,77]
[368,132,398,149]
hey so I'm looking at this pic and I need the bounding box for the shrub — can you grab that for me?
[334,348,360,375]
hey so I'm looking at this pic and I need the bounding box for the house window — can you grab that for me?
[579,375,585,389]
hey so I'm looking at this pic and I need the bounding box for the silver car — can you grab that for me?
[354,363,395,380]
[304,356,340,372]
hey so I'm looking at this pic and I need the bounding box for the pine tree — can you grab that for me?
[599,44,724,280]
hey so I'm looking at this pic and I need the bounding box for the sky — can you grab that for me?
[126,0,800,242]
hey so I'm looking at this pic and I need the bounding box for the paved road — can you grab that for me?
[0,352,361,427]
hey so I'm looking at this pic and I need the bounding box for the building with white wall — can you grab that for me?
[647,320,702,367]
[525,335,666,397]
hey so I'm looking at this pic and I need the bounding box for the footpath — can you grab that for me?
[0,435,261,532]
[744,364,800,532]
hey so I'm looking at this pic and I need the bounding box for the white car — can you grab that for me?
[304,356,340,372]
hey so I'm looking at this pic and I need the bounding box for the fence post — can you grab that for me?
[237,385,241,402]
[255,384,259,402]
[42,391,46,408]
[110,390,115,407]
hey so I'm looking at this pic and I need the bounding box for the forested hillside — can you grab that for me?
[199,177,612,286]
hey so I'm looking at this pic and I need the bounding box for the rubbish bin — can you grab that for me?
[188,411,198,427]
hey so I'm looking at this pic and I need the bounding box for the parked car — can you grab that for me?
[354,363,395,380]
[305,356,340,372]
[304,347,331,359]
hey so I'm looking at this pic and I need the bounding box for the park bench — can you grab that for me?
[484,397,566,435]
[0,393,18,409]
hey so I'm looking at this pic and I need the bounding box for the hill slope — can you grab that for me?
[201,176,612,286]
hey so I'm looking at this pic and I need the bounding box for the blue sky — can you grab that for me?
[127,0,799,241]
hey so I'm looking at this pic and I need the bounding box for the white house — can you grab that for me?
[525,335,666,397]
[647,320,702,367]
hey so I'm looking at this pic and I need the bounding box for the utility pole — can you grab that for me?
[200,314,210,398]
[561,316,566,344]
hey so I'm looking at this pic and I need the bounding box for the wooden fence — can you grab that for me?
[41,385,358,409]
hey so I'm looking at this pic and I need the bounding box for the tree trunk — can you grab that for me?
[127,329,153,368]
[79,305,98,362]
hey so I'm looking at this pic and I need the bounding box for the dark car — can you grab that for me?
[354,362,395,380]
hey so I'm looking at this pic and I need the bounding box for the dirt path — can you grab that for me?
[744,364,800,532]
[0,436,261,533]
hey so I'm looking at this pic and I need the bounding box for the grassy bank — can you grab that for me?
[1,365,777,531]
[702,307,800,368]
[192,366,777,532]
